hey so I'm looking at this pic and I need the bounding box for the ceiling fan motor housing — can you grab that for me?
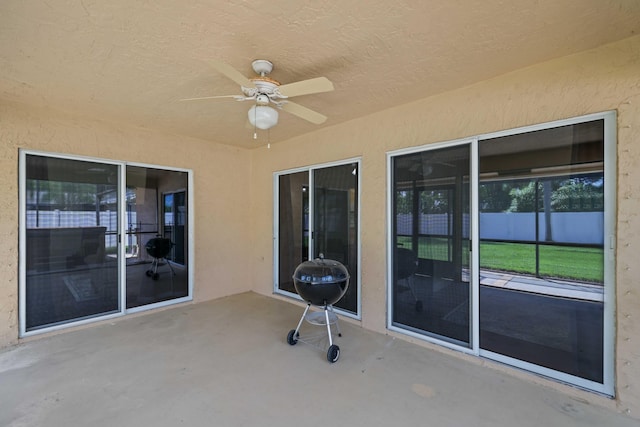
[243,78,281,99]
[252,59,273,76]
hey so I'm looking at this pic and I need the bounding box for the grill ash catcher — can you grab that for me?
[287,254,350,363]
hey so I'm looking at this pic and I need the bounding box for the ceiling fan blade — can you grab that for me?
[180,95,244,101]
[278,77,334,98]
[280,102,327,124]
[208,59,255,88]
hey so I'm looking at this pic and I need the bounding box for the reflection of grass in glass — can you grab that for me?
[479,242,536,273]
[480,242,603,283]
[539,245,603,283]
[397,236,451,261]
[396,237,603,283]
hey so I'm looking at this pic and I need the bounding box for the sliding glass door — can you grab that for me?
[275,160,360,316]
[388,112,615,394]
[20,152,193,335]
[276,171,308,295]
[22,154,120,331]
[313,164,359,313]
[125,167,189,309]
[478,119,608,386]
[390,144,471,346]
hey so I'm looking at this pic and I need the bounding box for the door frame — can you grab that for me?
[385,111,616,395]
[18,151,194,337]
[273,157,362,319]
[474,111,616,396]
[386,138,477,354]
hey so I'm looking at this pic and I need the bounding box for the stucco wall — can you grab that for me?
[0,102,253,346]
[249,36,640,416]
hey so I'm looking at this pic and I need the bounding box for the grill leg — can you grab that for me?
[294,303,311,336]
[324,305,333,347]
[328,305,342,337]
[164,258,176,275]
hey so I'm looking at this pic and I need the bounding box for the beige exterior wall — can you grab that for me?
[0,102,253,346]
[250,36,640,415]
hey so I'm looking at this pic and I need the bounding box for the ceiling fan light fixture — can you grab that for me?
[248,105,279,130]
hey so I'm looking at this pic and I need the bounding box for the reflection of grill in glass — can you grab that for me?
[286,256,350,363]
[144,237,175,280]
[396,247,422,312]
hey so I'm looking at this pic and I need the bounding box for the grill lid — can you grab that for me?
[293,255,350,285]
[145,237,173,257]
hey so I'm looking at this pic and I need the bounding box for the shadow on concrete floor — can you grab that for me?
[0,292,635,427]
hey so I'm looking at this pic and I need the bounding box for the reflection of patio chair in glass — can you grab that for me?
[396,247,422,312]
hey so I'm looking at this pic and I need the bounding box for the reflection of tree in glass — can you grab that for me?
[479,173,603,213]
[27,180,98,205]
[551,176,603,212]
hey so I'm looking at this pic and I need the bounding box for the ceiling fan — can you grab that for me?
[182,59,334,130]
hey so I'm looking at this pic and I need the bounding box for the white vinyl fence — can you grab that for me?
[397,212,603,245]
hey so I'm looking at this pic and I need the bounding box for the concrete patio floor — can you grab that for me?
[0,292,636,427]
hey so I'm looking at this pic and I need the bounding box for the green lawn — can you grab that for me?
[480,241,603,283]
[396,237,603,284]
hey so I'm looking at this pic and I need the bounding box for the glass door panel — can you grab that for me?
[313,164,359,313]
[478,120,605,383]
[24,155,120,331]
[277,171,309,295]
[391,145,471,346]
[164,191,186,265]
[125,166,189,308]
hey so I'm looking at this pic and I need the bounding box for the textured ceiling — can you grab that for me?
[1,0,639,148]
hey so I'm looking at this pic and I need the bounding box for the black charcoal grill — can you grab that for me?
[144,237,176,281]
[286,255,350,363]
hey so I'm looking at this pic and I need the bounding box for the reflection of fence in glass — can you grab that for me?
[480,212,603,245]
[396,212,602,244]
[27,210,125,251]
